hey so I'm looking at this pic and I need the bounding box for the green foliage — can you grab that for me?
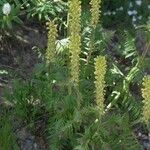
[1,1,150,149]
[25,0,67,21]
[106,31,143,121]
[75,113,141,150]
[47,93,141,150]
[4,54,69,125]
[0,0,67,31]
[0,111,19,150]
[5,79,42,124]
[4,30,143,148]
[0,0,22,29]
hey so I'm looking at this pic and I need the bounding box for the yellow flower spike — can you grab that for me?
[90,0,102,28]
[45,20,58,64]
[142,76,150,124]
[68,0,81,86]
[86,0,102,65]
[94,56,107,116]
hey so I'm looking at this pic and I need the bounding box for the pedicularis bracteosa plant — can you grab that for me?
[90,0,102,28]
[2,0,150,149]
[68,0,82,86]
[46,20,58,64]
[43,0,142,149]
[94,56,107,116]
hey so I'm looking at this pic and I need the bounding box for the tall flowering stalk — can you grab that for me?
[142,76,150,124]
[90,0,102,28]
[86,0,102,65]
[94,56,107,116]
[45,20,58,64]
[68,0,81,86]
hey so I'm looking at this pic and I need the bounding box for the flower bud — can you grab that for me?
[2,3,11,15]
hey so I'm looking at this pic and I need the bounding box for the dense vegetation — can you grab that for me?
[0,0,150,150]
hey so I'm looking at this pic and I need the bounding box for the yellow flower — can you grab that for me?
[94,56,107,115]
[142,76,150,124]
[90,0,102,28]
[45,20,58,64]
[68,0,81,86]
